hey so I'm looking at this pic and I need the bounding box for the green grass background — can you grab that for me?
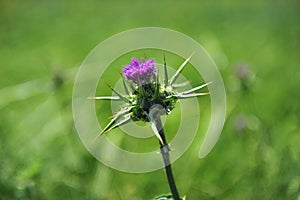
[1,0,300,199]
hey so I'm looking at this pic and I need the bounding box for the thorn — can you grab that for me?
[105,81,130,103]
[181,81,212,95]
[91,106,133,144]
[163,53,168,87]
[118,71,131,96]
[92,117,117,144]
[154,68,160,99]
[87,96,121,100]
[173,92,210,99]
[105,114,131,133]
[170,52,195,85]
[171,80,191,88]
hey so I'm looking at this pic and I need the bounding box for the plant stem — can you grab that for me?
[154,116,181,200]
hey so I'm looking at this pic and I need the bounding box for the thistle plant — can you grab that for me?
[90,53,210,200]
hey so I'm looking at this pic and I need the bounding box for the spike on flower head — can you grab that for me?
[122,58,157,85]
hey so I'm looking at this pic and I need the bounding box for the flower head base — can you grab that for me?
[123,58,157,85]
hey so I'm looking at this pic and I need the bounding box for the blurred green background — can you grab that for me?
[1,0,300,199]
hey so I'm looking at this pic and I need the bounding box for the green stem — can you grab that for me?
[154,116,181,200]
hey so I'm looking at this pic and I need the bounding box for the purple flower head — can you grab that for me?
[122,58,157,85]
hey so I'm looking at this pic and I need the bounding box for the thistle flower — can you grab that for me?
[90,53,211,144]
[89,53,211,200]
